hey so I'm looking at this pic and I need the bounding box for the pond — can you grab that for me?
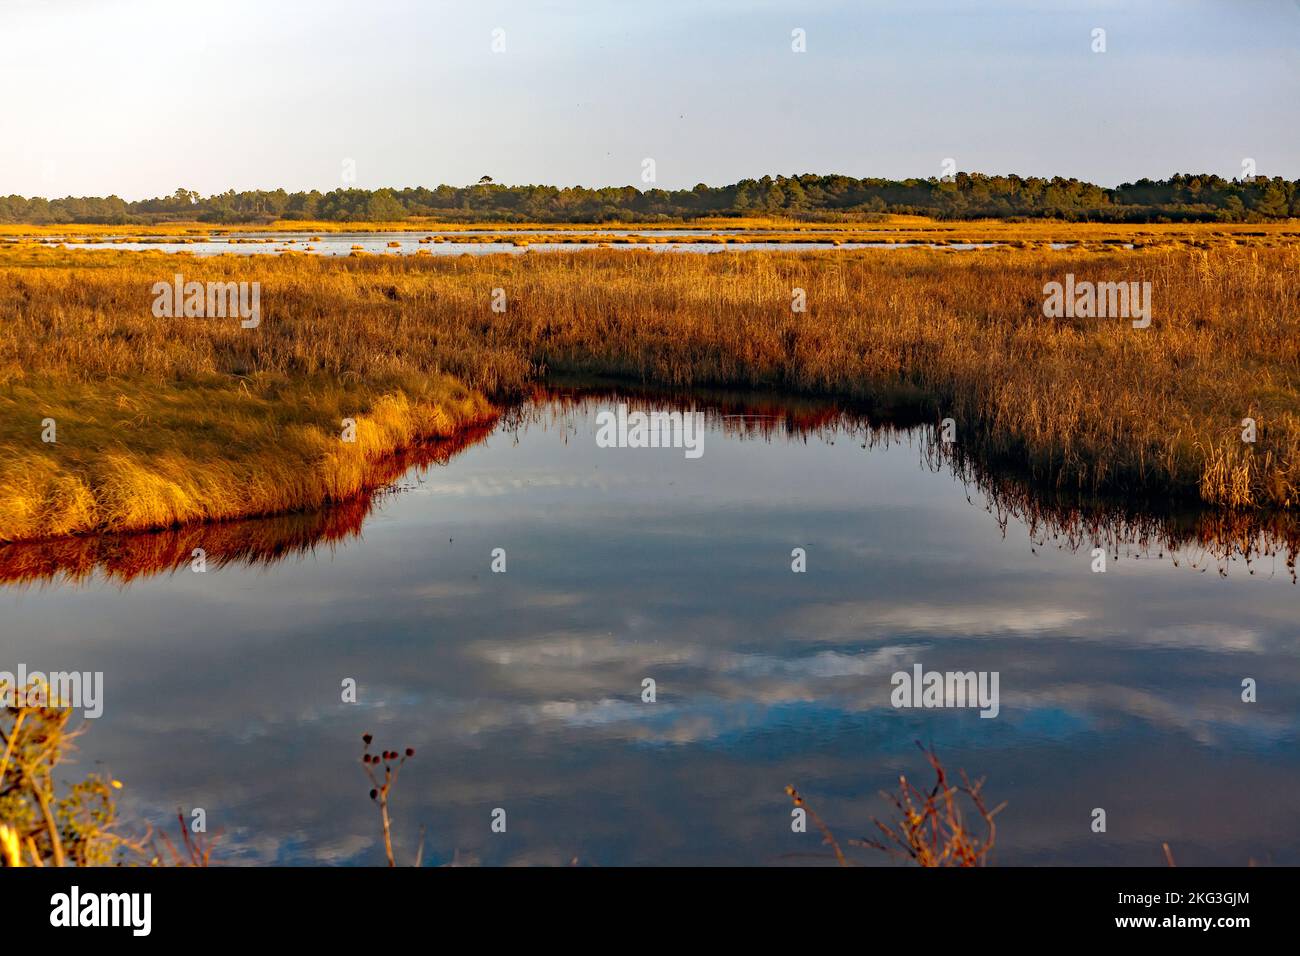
[1,388,1296,865]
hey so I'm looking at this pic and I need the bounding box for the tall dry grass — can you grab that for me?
[1,242,1297,541]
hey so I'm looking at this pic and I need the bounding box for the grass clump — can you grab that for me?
[0,371,492,541]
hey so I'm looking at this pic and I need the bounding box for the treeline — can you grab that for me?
[2,173,1297,224]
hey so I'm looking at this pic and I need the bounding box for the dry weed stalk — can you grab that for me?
[786,744,1006,867]
[360,733,416,867]
[855,745,1006,867]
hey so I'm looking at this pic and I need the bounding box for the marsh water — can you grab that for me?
[1,390,1296,866]
[23,230,1006,256]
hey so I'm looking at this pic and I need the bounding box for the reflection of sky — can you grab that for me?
[1,402,1298,866]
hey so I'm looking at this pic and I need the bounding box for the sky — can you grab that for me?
[1,0,1297,199]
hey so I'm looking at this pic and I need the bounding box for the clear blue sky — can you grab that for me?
[2,0,1297,199]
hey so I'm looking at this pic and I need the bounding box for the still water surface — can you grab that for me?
[1,392,1296,865]
[28,231,1003,256]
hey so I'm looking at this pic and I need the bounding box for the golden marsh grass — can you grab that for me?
[1,240,1297,542]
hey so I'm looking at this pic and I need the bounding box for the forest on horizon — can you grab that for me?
[3,172,1297,225]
